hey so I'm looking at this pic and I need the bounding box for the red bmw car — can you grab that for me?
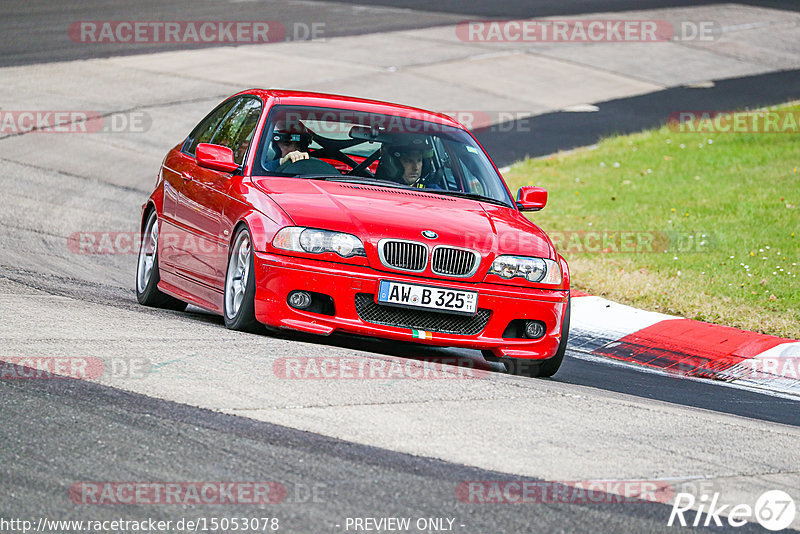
[136,89,570,377]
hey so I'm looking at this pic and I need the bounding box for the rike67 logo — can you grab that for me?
[668,490,795,531]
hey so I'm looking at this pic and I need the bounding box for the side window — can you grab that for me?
[459,158,486,195]
[211,98,262,165]
[185,99,238,156]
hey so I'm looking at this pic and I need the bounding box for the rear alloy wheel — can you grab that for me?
[499,296,571,378]
[135,210,187,311]
[223,226,260,332]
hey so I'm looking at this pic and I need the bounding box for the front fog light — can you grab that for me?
[288,291,313,310]
[524,320,546,339]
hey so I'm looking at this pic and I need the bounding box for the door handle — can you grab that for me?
[181,172,193,182]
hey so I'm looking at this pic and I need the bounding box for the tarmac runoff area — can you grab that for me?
[1,3,800,531]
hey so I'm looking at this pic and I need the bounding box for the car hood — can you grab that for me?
[252,177,554,259]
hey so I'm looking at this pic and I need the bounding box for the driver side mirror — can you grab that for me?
[516,186,547,211]
[196,143,240,173]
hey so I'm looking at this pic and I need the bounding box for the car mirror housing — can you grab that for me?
[516,186,547,211]
[196,143,240,173]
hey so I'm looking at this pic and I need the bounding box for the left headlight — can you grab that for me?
[489,255,562,285]
[272,227,366,258]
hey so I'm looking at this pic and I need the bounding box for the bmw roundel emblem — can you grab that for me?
[421,230,438,239]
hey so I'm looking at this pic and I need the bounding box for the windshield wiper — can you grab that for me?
[433,190,513,208]
[320,176,408,188]
[272,173,417,189]
[278,173,342,180]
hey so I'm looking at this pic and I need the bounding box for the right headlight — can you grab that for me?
[272,227,366,258]
[489,255,561,284]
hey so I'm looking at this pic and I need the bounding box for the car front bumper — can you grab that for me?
[253,251,569,360]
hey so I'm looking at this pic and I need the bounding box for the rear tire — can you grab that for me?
[136,210,188,311]
[223,226,260,332]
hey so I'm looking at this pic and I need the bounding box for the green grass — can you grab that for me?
[505,102,800,339]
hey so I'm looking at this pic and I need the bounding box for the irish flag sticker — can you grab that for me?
[412,329,432,340]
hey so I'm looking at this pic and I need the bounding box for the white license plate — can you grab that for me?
[377,280,478,315]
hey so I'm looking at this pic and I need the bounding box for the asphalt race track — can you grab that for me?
[4,0,799,67]
[1,1,799,533]
[0,375,777,534]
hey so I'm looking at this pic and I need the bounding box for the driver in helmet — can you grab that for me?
[375,136,436,188]
[265,120,312,171]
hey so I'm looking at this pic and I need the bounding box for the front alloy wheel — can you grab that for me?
[223,226,260,332]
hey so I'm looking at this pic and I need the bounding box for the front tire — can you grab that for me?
[136,210,187,311]
[499,296,571,378]
[535,296,570,378]
[223,226,260,332]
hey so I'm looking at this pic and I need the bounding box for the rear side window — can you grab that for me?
[184,99,238,156]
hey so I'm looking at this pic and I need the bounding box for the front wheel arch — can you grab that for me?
[223,223,261,332]
[492,296,570,378]
[140,202,156,234]
[135,209,187,311]
[535,295,570,378]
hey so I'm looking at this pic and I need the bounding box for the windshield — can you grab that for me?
[252,105,514,207]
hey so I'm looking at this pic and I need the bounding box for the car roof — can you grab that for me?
[233,89,463,128]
